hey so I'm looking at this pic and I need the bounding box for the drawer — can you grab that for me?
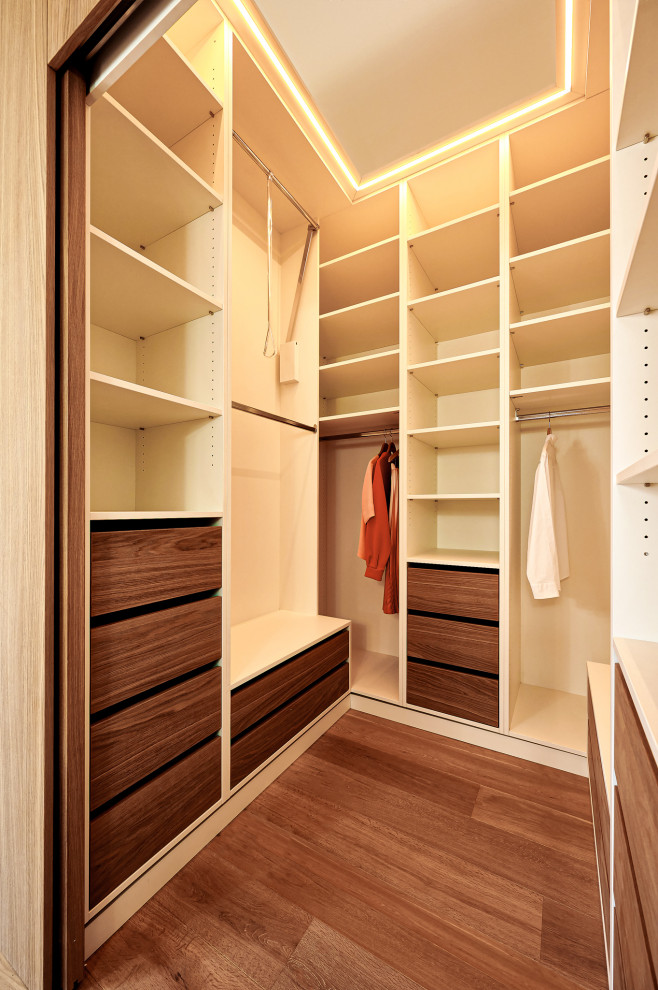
[90,666,221,811]
[407,613,498,675]
[407,565,498,620]
[231,663,349,787]
[89,735,221,907]
[587,684,610,939]
[91,526,222,616]
[231,629,349,738]
[614,790,654,990]
[91,596,222,713]
[407,660,498,726]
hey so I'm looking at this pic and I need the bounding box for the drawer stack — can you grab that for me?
[231,629,350,787]
[89,524,223,907]
[406,564,499,726]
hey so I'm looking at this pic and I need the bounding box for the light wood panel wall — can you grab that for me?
[0,2,51,988]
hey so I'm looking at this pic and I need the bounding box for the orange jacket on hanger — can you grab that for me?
[358,449,391,580]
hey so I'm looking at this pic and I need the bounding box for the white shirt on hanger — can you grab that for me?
[527,433,569,600]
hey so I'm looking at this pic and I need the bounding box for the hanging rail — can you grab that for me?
[515,405,610,423]
[232,131,319,231]
[320,428,400,442]
[232,401,317,433]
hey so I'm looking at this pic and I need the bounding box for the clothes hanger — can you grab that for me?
[547,411,552,436]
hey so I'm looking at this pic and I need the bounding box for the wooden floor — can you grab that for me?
[82,711,607,990]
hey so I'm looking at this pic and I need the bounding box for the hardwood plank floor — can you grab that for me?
[81,711,606,990]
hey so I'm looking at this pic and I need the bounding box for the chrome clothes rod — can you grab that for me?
[515,405,610,423]
[232,131,319,230]
[320,428,400,442]
[232,401,317,433]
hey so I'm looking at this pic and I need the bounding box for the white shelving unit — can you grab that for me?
[510,684,588,754]
[616,448,658,485]
[409,206,499,294]
[409,350,500,395]
[510,378,611,415]
[510,230,610,316]
[409,277,500,341]
[319,350,399,399]
[350,648,399,703]
[320,293,399,362]
[90,372,221,430]
[510,303,610,366]
[407,548,500,568]
[319,406,400,438]
[615,0,658,150]
[617,150,658,316]
[408,422,500,448]
[319,236,399,314]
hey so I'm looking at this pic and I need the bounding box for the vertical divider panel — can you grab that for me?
[399,181,409,705]
[499,135,511,734]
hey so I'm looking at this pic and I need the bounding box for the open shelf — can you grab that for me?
[617,151,658,317]
[408,498,499,562]
[90,227,220,338]
[407,143,499,233]
[587,661,612,800]
[231,611,350,688]
[510,683,587,754]
[319,237,399,314]
[319,350,399,399]
[90,372,221,430]
[614,638,658,764]
[407,548,499,568]
[351,649,399,703]
[408,493,500,501]
[319,407,400,438]
[89,510,222,520]
[409,349,500,395]
[510,231,610,316]
[90,94,221,251]
[108,36,222,149]
[616,448,658,485]
[616,0,658,150]
[409,277,500,342]
[320,293,399,361]
[409,207,499,294]
[510,304,610,367]
[408,422,500,448]
[510,158,610,255]
[510,378,610,415]
[320,187,399,264]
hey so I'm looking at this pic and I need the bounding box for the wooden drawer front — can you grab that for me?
[613,915,628,990]
[231,629,349,738]
[90,666,221,811]
[613,790,655,990]
[91,596,222,713]
[615,665,658,957]
[90,735,221,907]
[231,663,349,788]
[407,660,498,726]
[587,687,610,938]
[407,613,498,675]
[407,565,498,620]
[91,526,222,616]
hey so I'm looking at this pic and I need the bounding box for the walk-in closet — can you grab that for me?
[2,0,658,987]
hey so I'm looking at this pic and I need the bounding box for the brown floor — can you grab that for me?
[81,711,607,990]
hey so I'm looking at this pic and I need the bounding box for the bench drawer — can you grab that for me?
[407,613,498,675]
[407,660,498,726]
[407,565,498,620]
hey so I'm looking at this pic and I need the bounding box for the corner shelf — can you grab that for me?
[409,349,500,395]
[408,277,500,341]
[90,227,221,338]
[351,649,399,703]
[91,94,222,251]
[510,230,610,316]
[408,422,500,448]
[616,448,658,485]
[510,303,610,367]
[408,206,499,293]
[319,237,399,314]
[108,36,223,149]
[510,378,610,416]
[617,150,658,317]
[319,407,400,438]
[90,372,221,430]
[616,0,658,150]
[319,350,399,399]
[320,293,399,361]
[407,548,499,568]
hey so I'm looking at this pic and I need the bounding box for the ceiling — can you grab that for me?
[254,0,558,182]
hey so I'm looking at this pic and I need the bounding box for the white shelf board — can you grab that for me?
[616,0,658,150]
[320,237,399,315]
[319,406,399,438]
[510,158,610,255]
[409,349,500,395]
[319,350,399,400]
[91,227,220,338]
[510,231,610,316]
[408,422,500,449]
[351,649,399,703]
[616,448,658,485]
[90,94,221,251]
[617,150,658,317]
[89,510,222,520]
[231,610,350,688]
[90,372,221,430]
[510,683,587,755]
[108,36,222,148]
[409,206,499,293]
[510,378,610,416]
[408,493,500,501]
[409,277,500,342]
[510,304,610,367]
[614,637,658,767]
[320,292,399,360]
[587,661,612,802]
[408,548,499,568]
